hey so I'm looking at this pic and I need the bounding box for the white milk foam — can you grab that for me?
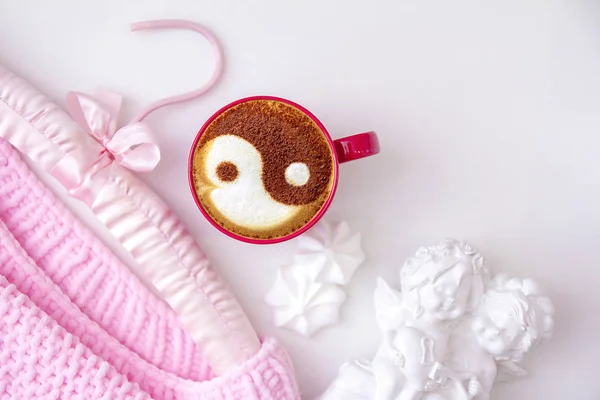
[204,135,300,229]
[285,162,310,186]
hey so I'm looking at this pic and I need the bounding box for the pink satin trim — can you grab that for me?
[0,19,260,376]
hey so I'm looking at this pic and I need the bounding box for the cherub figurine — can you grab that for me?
[427,275,555,400]
[372,239,488,400]
[319,240,555,400]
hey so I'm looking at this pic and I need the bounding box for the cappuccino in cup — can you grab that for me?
[191,99,336,241]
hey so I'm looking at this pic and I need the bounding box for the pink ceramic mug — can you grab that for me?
[188,96,380,244]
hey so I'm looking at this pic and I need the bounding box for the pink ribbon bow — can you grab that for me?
[65,89,161,172]
[51,90,161,206]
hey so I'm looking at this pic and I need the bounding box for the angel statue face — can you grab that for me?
[471,298,524,357]
[418,261,473,321]
[400,239,487,323]
[471,276,554,361]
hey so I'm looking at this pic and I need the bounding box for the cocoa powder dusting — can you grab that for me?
[198,100,334,206]
[216,161,238,182]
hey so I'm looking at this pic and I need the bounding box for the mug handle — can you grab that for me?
[333,131,380,163]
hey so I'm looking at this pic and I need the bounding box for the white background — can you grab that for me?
[1,1,599,398]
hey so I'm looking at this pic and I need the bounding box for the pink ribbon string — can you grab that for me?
[60,19,224,206]
[129,19,224,123]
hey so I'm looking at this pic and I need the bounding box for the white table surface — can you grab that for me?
[1,1,599,398]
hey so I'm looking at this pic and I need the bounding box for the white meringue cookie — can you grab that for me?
[264,264,346,337]
[294,220,365,285]
[265,219,366,337]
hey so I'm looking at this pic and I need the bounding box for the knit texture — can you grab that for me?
[0,275,150,400]
[0,137,300,398]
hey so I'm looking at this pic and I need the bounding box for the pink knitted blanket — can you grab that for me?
[0,137,299,398]
[0,20,301,397]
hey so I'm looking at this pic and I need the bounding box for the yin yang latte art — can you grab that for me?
[191,100,335,240]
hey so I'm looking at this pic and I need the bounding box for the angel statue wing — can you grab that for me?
[373,278,406,332]
[495,360,528,382]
